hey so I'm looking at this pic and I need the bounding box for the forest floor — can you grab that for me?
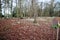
[0,17,59,40]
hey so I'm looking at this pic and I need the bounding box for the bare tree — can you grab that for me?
[40,2,43,16]
[0,0,2,18]
[49,0,55,17]
[31,0,38,23]
[10,0,13,18]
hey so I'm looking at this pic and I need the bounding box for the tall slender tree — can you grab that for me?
[49,0,55,17]
[17,0,25,18]
[10,0,13,18]
[0,0,2,18]
[31,0,38,23]
[2,0,10,18]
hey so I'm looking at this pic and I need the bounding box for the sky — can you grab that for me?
[57,0,60,2]
[39,0,60,3]
[39,0,50,2]
[12,0,60,8]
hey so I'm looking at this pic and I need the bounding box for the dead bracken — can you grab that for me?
[0,18,57,40]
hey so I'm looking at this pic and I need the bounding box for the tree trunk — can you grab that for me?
[56,27,59,40]
[33,0,37,23]
[31,0,37,23]
[16,0,18,18]
[11,0,13,18]
[0,0,2,18]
